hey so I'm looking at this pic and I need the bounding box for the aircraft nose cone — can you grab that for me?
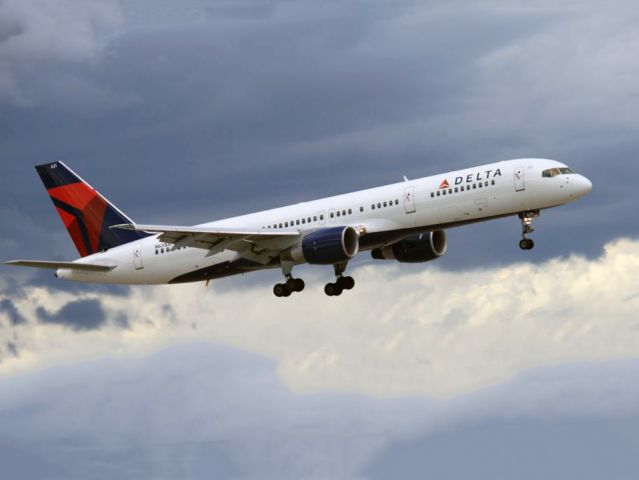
[576,175,592,198]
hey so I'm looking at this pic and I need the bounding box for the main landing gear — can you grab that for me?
[273,259,305,297]
[273,276,305,297]
[518,210,539,250]
[272,260,356,297]
[324,263,355,297]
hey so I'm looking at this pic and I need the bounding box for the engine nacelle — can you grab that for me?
[290,226,360,265]
[371,230,447,263]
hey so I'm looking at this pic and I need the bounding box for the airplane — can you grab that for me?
[4,159,592,297]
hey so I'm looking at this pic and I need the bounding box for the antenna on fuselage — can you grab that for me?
[403,175,409,182]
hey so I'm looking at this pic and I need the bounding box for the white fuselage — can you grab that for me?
[59,158,592,285]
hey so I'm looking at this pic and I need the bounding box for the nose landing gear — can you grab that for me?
[518,210,539,250]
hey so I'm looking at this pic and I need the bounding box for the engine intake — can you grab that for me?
[371,230,447,263]
[290,226,359,265]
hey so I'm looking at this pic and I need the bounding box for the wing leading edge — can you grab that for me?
[111,223,301,264]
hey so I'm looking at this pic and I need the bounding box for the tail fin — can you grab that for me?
[35,161,150,257]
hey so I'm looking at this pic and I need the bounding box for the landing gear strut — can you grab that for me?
[273,260,305,297]
[324,262,355,296]
[518,210,539,250]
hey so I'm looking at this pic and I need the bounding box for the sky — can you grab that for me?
[1,0,639,478]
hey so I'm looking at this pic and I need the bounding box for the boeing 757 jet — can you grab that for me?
[5,159,591,296]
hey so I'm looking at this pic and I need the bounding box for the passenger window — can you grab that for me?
[301,219,305,224]
[436,191,440,196]
[308,217,311,222]
[395,199,399,205]
[285,222,289,227]
[443,190,446,195]
[336,211,341,217]
[371,204,375,210]
[319,215,324,220]
[155,250,158,255]
[279,223,283,228]
[348,209,352,214]
[485,181,489,187]
[296,220,300,225]
[377,203,381,208]
[430,192,434,198]
[161,248,164,253]
[454,187,458,193]
[461,186,465,191]
[491,180,495,185]
[342,210,346,216]
[478,183,482,188]
[313,216,317,221]
[360,206,364,212]
[473,184,476,189]
[330,212,335,218]
[383,201,387,207]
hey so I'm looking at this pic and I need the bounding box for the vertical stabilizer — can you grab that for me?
[35,161,149,257]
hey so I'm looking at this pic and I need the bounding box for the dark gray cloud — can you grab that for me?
[0,344,637,479]
[365,417,639,479]
[36,298,106,331]
[0,299,26,326]
[0,0,636,272]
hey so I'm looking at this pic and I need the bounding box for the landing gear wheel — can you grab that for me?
[286,277,305,292]
[324,282,343,296]
[519,238,534,250]
[292,278,305,292]
[273,283,291,297]
[336,276,355,290]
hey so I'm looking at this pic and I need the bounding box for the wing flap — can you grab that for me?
[4,260,115,272]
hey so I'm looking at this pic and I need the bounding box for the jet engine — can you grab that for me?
[289,226,359,265]
[371,230,447,263]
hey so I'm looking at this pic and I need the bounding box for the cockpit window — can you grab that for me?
[542,167,575,178]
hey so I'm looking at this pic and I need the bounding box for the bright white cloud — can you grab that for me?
[2,237,639,398]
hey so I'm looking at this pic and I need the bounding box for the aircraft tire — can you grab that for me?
[273,283,290,297]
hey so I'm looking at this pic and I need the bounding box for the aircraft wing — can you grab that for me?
[4,260,115,272]
[112,223,300,264]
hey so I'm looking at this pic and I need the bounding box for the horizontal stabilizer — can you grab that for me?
[4,260,115,272]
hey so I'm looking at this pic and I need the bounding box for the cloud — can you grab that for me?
[0,343,638,479]
[0,299,26,326]
[1,237,639,398]
[36,298,107,331]
[1,0,637,271]
[0,0,123,105]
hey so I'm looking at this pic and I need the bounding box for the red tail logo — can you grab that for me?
[439,179,449,189]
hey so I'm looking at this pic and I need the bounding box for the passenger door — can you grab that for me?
[133,242,144,270]
[514,166,526,192]
[404,186,416,213]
